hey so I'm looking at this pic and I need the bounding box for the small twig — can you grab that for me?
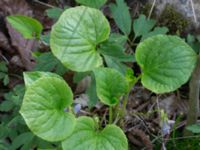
[189,0,197,23]
[0,53,9,64]
[166,135,200,141]
[113,113,120,125]
[79,110,92,115]
[100,108,108,126]
[151,120,186,144]
[131,115,151,134]
[33,0,55,8]
[148,0,156,20]
[156,96,161,119]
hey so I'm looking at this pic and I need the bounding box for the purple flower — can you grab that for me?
[74,103,81,114]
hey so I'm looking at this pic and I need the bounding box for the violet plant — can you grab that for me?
[6,1,197,150]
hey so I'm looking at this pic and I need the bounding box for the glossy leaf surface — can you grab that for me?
[20,76,75,142]
[136,35,197,93]
[93,68,128,106]
[62,116,128,150]
[6,15,43,39]
[23,71,61,88]
[50,6,110,72]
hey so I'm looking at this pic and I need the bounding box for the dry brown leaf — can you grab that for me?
[0,0,37,70]
[0,0,32,16]
[75,76,91,94]
[128,128,153,150]
[0,31,12,51]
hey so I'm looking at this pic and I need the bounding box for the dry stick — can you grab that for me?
[148,0,156,20]
[0,53,9,64]
[190,0,197,23]
[184,54,200,135]
[33,0,55,8]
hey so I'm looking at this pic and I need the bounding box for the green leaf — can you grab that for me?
[141,27,168,41]
[104,55,128,75]
[0,124,10,139]
[187,34,195,44]
[3,75,9,86]
[73,72,90,83]
[34,52,67,75]
[0,100,14,112]
[125,68,137,89]
[33,137,55,150]
[38,149,60,150]
[76,0,107,8]
[0,61,8,81]
[40,33,50,45]
[93,68,128,106]
[109,33,127,46]
[197,35,200,42]
[99,41,134,62]
[0,72,6,80]
[10,132,34,150]
[23,71,61,88]
[136,35,197,93]
[46,7,64,20]
[133,14,156,38]
[186,124,200,133]
[86,73,98,107]
[0,62,8,72]
[20,76,76,141]
[6,15,43,39]
[0,139,9,150]
[110,0,131,35]
[50,6,110,72]
[186,34,200,53]
[4,84,25,106]
[62,116,128,150]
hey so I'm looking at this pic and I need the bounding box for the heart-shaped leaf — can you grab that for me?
[20,76,76,142]
[50,6,110,72]
[136,35,197,93]
[62,116,128,150]
[93,68,128,106]
[23,71,61,88]
[75,0,107,9]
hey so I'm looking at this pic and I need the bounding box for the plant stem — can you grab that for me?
[122,94,129,115]
[109,106,113,124]
[184,54,200,135]
[122,74,142,116]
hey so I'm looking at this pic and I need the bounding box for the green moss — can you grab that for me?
[158,4,188,34]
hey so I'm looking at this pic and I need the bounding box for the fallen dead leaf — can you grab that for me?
[0,0,37,70]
